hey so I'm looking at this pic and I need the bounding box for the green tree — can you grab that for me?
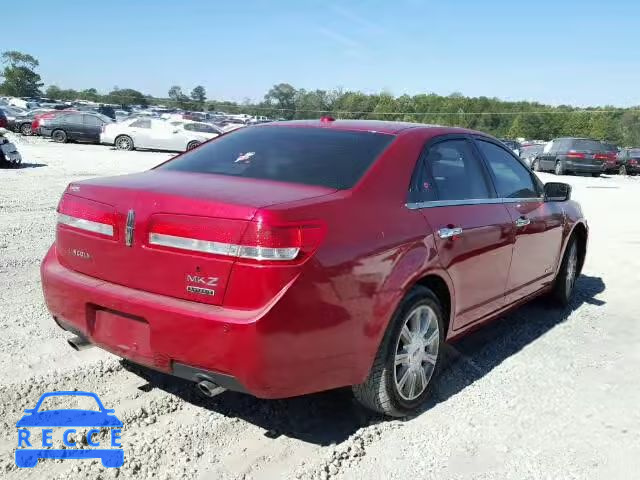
[0,50,43,96]
[264,83,297,119]
[107,88,147,107]
[190,85,207,108]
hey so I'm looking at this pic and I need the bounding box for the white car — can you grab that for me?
[101,118,220,152]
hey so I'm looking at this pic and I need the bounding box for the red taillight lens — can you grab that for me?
[147,215,324,263]
[567,152,586,159]
[594,153,612,160]
[630,159,638,165]
[57,193,117,238]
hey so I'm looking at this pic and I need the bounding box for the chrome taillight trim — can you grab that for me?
[148,233,300,261]
[57,213,114,236]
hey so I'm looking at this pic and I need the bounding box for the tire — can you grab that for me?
[591,173,601,177]
[619,165,627,176]
[532,159,541,172]
[186,140,200,151]
[554,161,564,176]
[51,129,67,143]
[352,286,445,417]
[20,123,32,135]
[115,135,134,151]
[551,236,579,307]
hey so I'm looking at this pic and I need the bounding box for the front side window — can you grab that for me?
[476,140,539,199]
[415,139,492,202]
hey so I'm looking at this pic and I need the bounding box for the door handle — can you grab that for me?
[437,226,463,239]
[515,217,531,228]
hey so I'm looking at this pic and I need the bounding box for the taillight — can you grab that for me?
[57,194,117,238]
[148,216,324,263]
[594,153,612,160]
[630,159,638,165]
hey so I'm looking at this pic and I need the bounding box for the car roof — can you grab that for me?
[257,119,479,136]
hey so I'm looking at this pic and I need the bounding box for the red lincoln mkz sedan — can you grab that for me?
[41,120,587,416]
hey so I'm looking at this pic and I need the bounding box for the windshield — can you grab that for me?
[159,126,394,189]
[629,149,640,157]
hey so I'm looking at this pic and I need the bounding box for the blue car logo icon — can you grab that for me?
[15,391,123,468]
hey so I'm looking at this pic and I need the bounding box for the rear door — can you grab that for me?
[474,138,564,302]
[82,114,103,142]
[62,113,85,140]
[410,136,514,329]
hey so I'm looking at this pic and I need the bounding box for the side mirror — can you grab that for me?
[544,182,571,202]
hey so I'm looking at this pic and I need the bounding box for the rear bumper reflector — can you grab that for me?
[57,213,114,236]
[148,232,299,261]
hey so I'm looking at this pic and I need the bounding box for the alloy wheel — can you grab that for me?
[393,305,440,401]
[117,137,132,150]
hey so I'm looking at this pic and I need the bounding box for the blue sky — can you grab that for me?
[4,0,640,106]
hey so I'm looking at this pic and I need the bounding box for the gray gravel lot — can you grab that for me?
[0,134,638,479]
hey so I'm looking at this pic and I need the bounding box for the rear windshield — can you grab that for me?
[570,139,607,151]
[159,126,394,189]
[629,149,640,157]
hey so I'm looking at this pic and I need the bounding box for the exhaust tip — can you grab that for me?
[196,380,226,398]
[67,335,93,351]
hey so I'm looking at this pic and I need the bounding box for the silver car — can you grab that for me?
[101,118,219,152]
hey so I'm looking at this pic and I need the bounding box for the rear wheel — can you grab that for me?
[186,140,200,151]
[20,123,32,135]
[532,159,541,172]
[551,237,579,307]
[619,165,627,176]
[352,286,444,417]
[554,161,564,176]
[115,135,134,151]
[52,129,67,143]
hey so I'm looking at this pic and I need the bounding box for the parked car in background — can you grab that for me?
[0,105,27,131]
[533,137,608,176]
[40,112,113,144]
[519,143,545,168]
[499,139,521,157]
[616,148,640,176]
[0,109,7,129]
[11,108,54,135]
[600,142,620,173]
[101,117,215,152]
[98,105,117,120]
[42,120,587,417]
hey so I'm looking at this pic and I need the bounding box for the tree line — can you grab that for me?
[2,51,640,145]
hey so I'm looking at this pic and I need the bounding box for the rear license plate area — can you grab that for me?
[90,308,154,364]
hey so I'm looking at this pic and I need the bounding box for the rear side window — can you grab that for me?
[159,127,394,189]
[415,139,492,202]
[476,140,539,199]
[130,119,151,128]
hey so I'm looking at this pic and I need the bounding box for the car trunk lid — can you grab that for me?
[55,170,335,305]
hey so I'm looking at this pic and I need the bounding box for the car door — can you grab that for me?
[127,118,152,147]
[82,115,103,143]
[410,136,515,329]
[474,138,564,303]
[63,113,85,140]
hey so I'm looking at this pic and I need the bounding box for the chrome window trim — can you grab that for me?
[406,197,544,210]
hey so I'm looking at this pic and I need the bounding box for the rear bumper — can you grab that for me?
[41,245,361,399]
[565,161,603,173]
[39,127,53,137]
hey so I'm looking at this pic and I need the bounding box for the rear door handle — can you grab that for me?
[515,217,531,228]
[438,227,463,239]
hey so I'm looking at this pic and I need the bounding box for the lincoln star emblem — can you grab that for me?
[125,210,135,247]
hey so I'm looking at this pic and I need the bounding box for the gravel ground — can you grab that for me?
[0,134,638,479]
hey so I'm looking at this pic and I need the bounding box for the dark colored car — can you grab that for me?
[599,142,620,173]
[532,137,608,176]
[40,112,113,144]
[97,105,116,120]
[0,108,7,129]
[41,120,587,416]
[499,139,521,156]
[10,108,54,135]
[617,148,640,175]
[519,143,545,168]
